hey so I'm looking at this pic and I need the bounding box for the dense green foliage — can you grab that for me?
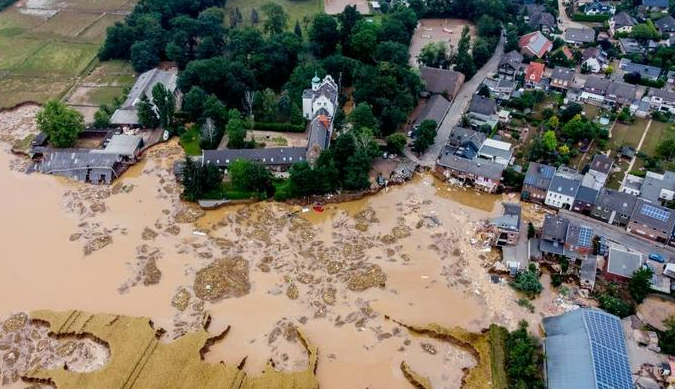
[386,133,407,154]
[35,100,84,148]
[505,321,545,389]
[511,265,543,298]
[412,120,437,153]
[228,159,274,198]
[180,156,223,201]
[660,316,675,355]
[627,267,653,304]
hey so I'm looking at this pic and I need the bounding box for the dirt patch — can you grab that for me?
[409,19,476,67]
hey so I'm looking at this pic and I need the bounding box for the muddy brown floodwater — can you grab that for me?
[0,105,562,389]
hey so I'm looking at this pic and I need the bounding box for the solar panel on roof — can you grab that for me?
[582,310,633,389]
[641,204,671,222]
[578,226,593,248]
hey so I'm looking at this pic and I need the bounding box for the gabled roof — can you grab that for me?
[307,115,330,150]
[525,62,546,82]
[543,308,632,389]
[566,223,594,248]
[648,87,675,102]
[551,66,575,82]
[620,59,662,79]
[419,66,465,98]
[640,170,675,203]
[630,198,675,233]
[612,11,637,28]
[93,134,143,157]
[542,214,570,241]
[491,203,522,231]
[656,15,675,32]
[111,68,178,125]
[40,151,119,174]
[418,94,451,125]
[589,154,613,175]
[561,46,574,60]
[595,188,638,215]
[606,80,638,102]
[436,154,505,180]
[530,11,556,29]
[448,126,487,148]
[202,147,307,167]
[565,27,595,43]
[581,46,605,62]
[499,50,524,69]
[524,162,556,190]
[607,247,643,277]
[642,0,668,8]
[468,95,497,116]
[549,174,582,197]
[575,186,599,204]
[519,31,553,58]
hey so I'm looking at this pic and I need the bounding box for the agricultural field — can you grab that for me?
[0,0,136,109]
[223,0,322,28]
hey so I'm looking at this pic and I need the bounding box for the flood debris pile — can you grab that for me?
[118,245,163,294]
[21,310,319,389]
[0,313,109,386]
[193,257,251,302]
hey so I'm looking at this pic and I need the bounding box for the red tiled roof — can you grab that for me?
[525,62,546,83]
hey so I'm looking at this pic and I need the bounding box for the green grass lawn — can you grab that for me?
[85,86,126,106]
[223,0,323,28]
[179,127,202,156]
[0,37,46,70]
[610,118,649,150]
[17,41,99,76]
[641,120,675,157]
[488,325,508,389]
[606,159,630,190]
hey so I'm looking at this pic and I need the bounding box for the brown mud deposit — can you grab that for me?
[0,105,560,389]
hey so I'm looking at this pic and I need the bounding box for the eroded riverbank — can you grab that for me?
[0,105,563,389]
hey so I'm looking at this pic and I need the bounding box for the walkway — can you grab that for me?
[621,119,652,185]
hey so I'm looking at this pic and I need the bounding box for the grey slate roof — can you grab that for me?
[491,203,522,231]
[648,87,675,102]
[620,59,662,80]
[549,174,582,197]
[565,27,595,43]
[642,0,668,8]
[541,214,570,241]
[468,95,497,116]
[595,188,638,215]
[551,66,575,82]
[437,154,504,180]
[607,248,643,277]
[575,186,599,204]
[543,308,632,389]
[640,171,675,202]
[448,126,487,147]
[110,68,178,125]
[530,11,556,29]
[94,134,143,157]
[589,154,613,175]
[606,81,638,103]
[584,76,611,94]
[418,94,451,125]
[499,50,524,69]
[612,11,637,29]
[630,198,675,233]
[619,38,645,55]
[307,117,330,150]
[565,223,594,249]
[202,147,307,167]
[39,151,119,180]
[656,15,675,32]
[419,66,465,98]
[524,162,556,190]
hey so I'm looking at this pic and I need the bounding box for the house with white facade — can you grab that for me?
[302,74,338,120]
[647,88,675,114]
[545,166,583,209]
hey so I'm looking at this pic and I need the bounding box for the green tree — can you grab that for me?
[294,20,302,38]
[542,130,557,152]
[527,222,536,239]
[152,83,176,129]
[99,22,134,60]
[512,268,543,297]
[417,41,450,68]
[309,13,339,58]
[628,267,653,303]
[137,94,159,128]
[93,109,111,129]
[656,138,675,161]
[199,118,223,150]
[182,86,207,122]
[386,133,407,154]
[226,109,248,149]
[180,156,223,201]
[130,40,160,72]
[36,100,84,148]
[348,102,379,133]
[660,316,675,355]
[454,26,476,78]
[412,119,437,154]
[349,20,380,62]
[471,37,491,67]
[228,159,273,197]
[343,148,372,190]
[505,321,545,389]
[375,41,410,66]
[631,20,661,41]
[598,294,634,318]
[261,2,288,35]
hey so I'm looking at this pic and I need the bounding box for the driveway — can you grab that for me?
[409,35,505,167]
[557,0,586,31]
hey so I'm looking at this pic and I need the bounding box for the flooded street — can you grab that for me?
[0,105,557,388]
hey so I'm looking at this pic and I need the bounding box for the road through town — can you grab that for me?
[412,36,505,167]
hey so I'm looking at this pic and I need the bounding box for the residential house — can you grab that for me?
[550,66,576,90]
[582,154,613,190]
[543,309,633,389]
[668,70,675,84]
[581,76,611,103]
[581,76,637,106]
[618,38,646,54]
[619,59,662,81]
[583,1,616,15]
[524,62,546,88]
[656,15,675,36]
[605,247,643,282]
[490,203,522,246]
[419,66,466,100]
[203,147,308,171]
[302,74,338,120]
[640,0,669,13]
[94,134,144,163]
[623,170,675,203]
[564,27,596,46]
[522,162,556,203]
[498,51,524,81]
[610,12,637,36]
[560,46,575,62]
[630,97,652,118]
[466,95,499,130]
[412,94,451,129]
[539,214,570,256]
[627,198,675,244]
[529,10,557,32]
[564,222,594,260]
[446,126,486,159]
[620,173,645,196]
[545,166,583,209]
[519,31,553,58]
[581,46,607,73]
[572,186,600,214]
[483,77,517,101]
[435,153,504,192]
[110,68,179,127]
[477,138,513,166]
[647,88,675,114]
[591,188,638,226]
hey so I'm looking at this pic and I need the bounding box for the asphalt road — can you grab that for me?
[559,209,675,260]
[409,35,505,167]
[557,0,585,31]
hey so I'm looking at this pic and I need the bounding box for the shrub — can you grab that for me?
[571,13,610,22]
[253,122,306,133]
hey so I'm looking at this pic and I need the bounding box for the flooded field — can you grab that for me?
[0,105,562,388]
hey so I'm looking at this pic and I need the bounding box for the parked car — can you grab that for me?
[649,253,665,263]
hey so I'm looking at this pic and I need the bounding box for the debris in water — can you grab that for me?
[193,257,250,301]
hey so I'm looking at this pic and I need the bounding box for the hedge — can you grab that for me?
[253,122,306,133]
[571,13,610,22]
[0,0,18,11]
